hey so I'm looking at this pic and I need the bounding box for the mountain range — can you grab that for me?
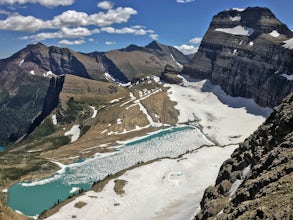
[0,6,292,220]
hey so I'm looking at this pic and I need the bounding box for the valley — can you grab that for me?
[0,5,292,220]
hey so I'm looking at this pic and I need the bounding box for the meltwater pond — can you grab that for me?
[0,146,5,152]
[8,126,212,217]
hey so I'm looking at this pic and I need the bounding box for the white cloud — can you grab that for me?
[21,27,99,41]
[0,14,45,32]
[0,0,75,7]
[105,41,115,45]
[58,39,85,45]
[97,1,113,10]
[0,9,11,15]
[0,7,137,32]
[88,38,95,42]
[176,0,194,3]
[101,26,153,35]
[60,26,94,38]
[189,37,202,44]
[150,34,159,40]
[174,44,198,55]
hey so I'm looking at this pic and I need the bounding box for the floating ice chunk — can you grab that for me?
[215,25,254,36]
[70,187,80,194]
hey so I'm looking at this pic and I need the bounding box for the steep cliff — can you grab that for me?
[27,76,64,135]
[185,7,293,107]
[0,66,50,146]
[195,93,293,219]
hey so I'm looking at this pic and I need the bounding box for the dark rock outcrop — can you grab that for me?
[27,75,64,135]
[160,64,183,84]
[195,93,293,219]
[185,7,293,107]
[0,65,51,146]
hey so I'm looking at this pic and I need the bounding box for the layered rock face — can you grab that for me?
[195,93,293,219]
[185,7,293,107]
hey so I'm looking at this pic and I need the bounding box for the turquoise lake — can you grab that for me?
[8,126,211,217]
[0,146,5,152]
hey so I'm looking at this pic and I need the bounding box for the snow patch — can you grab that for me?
[232,8,244,12]
[43,71,56,78]
[117,118,122,124]
[165,76,271,145]
[249,41,254,46]
[65,125,80,143]
[228,179,243,196]
[18,59,24,66]
[90,106,97,118]
[229,16,241,21]
[269,30,280,37]
[50,160,66,174]
[104,72,116,81]
[52,114,57,125]
[110,98,123,104]
[215,25,254,36]
[283,38,293,49]
[281,73,293,81]
[170,53,183,69]
[228,164,251,197]
[30,70,35,75]
[2,188,8,193]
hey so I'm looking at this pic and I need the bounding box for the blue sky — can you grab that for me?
[0,0,292,58]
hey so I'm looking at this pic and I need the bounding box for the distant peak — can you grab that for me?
[145,40,163,51]
[26,42,47,49]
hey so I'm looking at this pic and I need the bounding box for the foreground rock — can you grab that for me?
[185,7,293,107]
[195,93,293,219]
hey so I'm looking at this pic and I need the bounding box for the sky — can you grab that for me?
[0,0,292,58]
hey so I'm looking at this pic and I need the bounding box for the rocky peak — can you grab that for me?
[186,7,293,107]
[212,7,292,37]
[145,40,163,51]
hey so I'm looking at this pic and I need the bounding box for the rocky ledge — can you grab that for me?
[195,93,293,219]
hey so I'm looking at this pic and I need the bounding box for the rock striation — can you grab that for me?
[195,93,293,219]
[185,7,293,107]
